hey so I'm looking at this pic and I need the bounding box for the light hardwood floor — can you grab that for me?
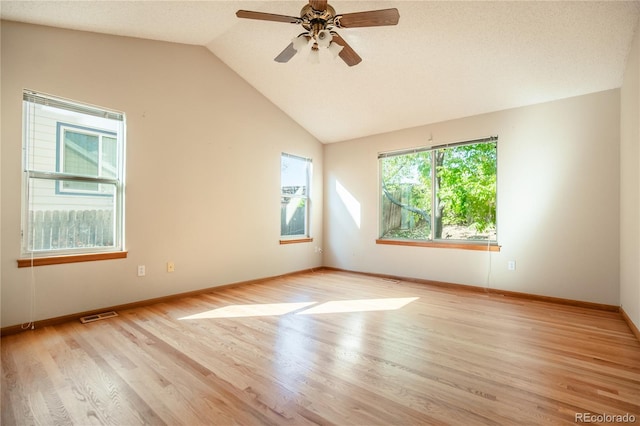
[2,270,639,425]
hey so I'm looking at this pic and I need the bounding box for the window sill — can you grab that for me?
[17,251,128,268]
[376,239,500,252]
[279,237,313,245]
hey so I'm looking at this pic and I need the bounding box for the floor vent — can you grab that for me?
[80,311,118,324]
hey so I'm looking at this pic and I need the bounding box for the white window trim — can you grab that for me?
[21,90,126,259]
[378,136,498,248]
[280,153,312,241]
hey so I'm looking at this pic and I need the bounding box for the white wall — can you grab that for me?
[620,17,640,331]
[324,90,621,305]
[1,21,324,328]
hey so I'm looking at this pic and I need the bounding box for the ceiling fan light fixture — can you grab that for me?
[316,29,332,48]
[292,34,310,51]
[327,41,344,58]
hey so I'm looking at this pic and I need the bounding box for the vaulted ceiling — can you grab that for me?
[2,1,639,143]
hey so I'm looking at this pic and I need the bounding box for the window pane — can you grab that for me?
[280,153,311,238]
[380,151,432,240]
[281,197,307,236]
[102,136,117,178]
[25,177,116,252]
[435,142,497,241]
[23,99,121,174]
[63,131,99,191]
[281,155,308,196]
[379,140,497,243]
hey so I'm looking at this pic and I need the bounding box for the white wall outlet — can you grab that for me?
[137,265,146,276]
[507,260,516,271]
[167,261,175,272]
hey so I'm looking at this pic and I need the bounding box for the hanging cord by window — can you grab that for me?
[485,233,493,291]
[21,256,36,331]
[21,100,37,331]
[484,173,497,291]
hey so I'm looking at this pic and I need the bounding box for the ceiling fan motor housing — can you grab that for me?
[300,3,336,35]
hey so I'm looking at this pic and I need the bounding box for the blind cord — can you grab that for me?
[485,235,492,290]
[21,101,37,331]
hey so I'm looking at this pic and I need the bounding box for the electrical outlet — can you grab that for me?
[137,265,146,276]
[167,261,175,272]
[507,260,516,271]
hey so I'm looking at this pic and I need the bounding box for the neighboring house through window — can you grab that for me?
[379,137,498,247]
[280,153,311,241]
[22,90,126,257]
[59,124,117,194]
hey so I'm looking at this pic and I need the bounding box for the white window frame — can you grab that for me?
[21,90,126,258]
[378,136,498,249]
[280,153,312,241]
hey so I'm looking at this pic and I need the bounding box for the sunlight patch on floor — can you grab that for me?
[178,297,419,320]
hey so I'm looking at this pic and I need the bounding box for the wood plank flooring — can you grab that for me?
[2,270,639,425]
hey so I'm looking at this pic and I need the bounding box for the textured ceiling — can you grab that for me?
[2,1,639,143]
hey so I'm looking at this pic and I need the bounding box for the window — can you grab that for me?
[280,153,311,241]
[379,137,497,247]
[21,90,126,258]
[58,124,118,194]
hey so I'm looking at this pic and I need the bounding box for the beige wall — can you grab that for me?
[324,90,621,305]
[2,19,635,330]
[620,17,640,331]
[0,21,324,328]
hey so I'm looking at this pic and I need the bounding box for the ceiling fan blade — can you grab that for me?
[274,43,298,63]
[335,8,400,28]
[275,35,311,63]
[236,10,301,24]
[309,0,328,11]
[330,33,362,67]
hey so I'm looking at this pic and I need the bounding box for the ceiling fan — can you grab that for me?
[236,1,400,66]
